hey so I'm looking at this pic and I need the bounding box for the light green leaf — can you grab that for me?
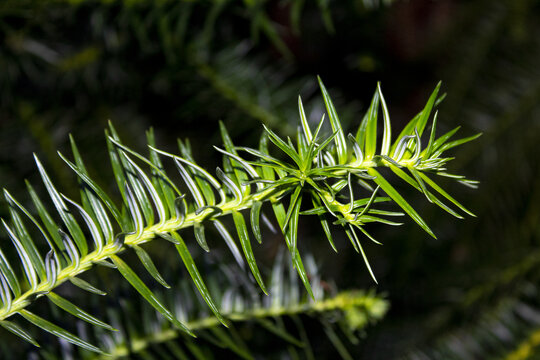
[35,155,87,256]
[59,229,80,269]
[0,320,39,347]
[298,96,312,143]
[147,146,208,196]
[283,186,302,233]
[432,133,483,157]
[348,134,364,165]
[231,211,267,294]
[47,292,116,331]
[108,130,154,226]
[263,125,302,168]
[219,121,250,188]
[213,220,245,269]
[105,129,130,225]
[311,196,337,252]
[120,152,167,227]
[430,126,461,153]
[343,224,360,253]
[179,154,217,207]
[362,87,380,158]
[411,128,422,162]
[378,83,392,156]
[2,220,39,291]
[124,184,144,240]
[61,194,104,254]
[5,206,46,281]
[58,152,122,226]
[392,135,415,161]
[213,146,262,191]
[285,192,302,254]
[424,110,439,158]
[110,255,194,336]
[108,136,182,209]
[415,81,441,137]
[390,165,464,219]
[132,245,171,288]
[368,168,436,238]
[250,201,263,244]
[357,186,380,218]
[359,215,403,226]
[391,112,421,157]
[69,277,106,296]
[19,310,105,354]
[312,131,339,158]
[68,136,115,243]
[216,168,243,204]
[156,232,180,245]
[258,134,278,180]
[408,167,433,203]
[4,189,60,269]
[194,223,210,252]
[0,273,12,311]
[357,225,383,245]
[418,172,475,217]
[146,131,178,218]
[171,231,228,327]
[240,147,295,172]
[318,76,347,164]
[272,202,314,299]
[93,259,116,269]
[27,182,67,257]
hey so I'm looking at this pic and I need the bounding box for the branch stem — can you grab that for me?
[0,157,398,322]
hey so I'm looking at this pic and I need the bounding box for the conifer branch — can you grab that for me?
[0,79,478,353]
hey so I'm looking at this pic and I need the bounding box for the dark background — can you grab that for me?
[1,0,540,358]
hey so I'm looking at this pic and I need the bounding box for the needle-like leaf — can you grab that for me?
[378,82,392,156]
[46,292,116,331]
[298,96,313,143]
[362,86,380,158]
[171,231,228,327]
[415,81,441,137]
[2,220,39,291]
[318,76,348,164]
[0,78,478,353]
[368,168,436,238]
[418,172,475,217]
[250,201,263,244]
[110,255,194,336]
[69,277,106,296]
[311,196,337,252]
[285,192,302,253]
[58,152,122,226]
[35,155,87,256]
[232,211,267,295]
[132,244,171,288]
[20,310,105,354]
[263,125,302,169]
[0,320,39,347]
[194,223,210,252]
[272,202,314,299]
[213,220,245,269]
